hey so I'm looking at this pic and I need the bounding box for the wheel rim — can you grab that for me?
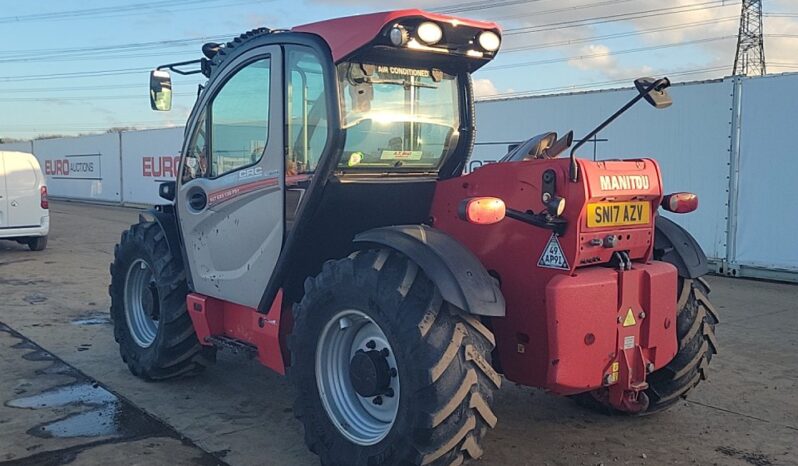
[123,259,160,348]
[315,309,400,446]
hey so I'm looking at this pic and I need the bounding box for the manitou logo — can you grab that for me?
[599,175,650,191]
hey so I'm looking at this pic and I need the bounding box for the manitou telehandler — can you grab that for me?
[110,9,718,465]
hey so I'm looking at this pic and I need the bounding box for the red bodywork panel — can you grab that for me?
[292,9,500,62]
[187,290,291,375]
[430,157,677,400]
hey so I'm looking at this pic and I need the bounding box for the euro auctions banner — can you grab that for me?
[32,134,122,203]
[120,127,184,205]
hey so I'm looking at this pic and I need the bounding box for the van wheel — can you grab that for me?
[27,236,47,251]
[291,250,500,466]
[109,218,215,380]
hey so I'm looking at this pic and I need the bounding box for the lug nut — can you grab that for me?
[380,348,390,357]
[372,396,383,405]
[385,388,395,398]
[603,374,612,385]
[646,363,655,373]
[389,367,397,378]
[639,311,646,319]
[366,340,376,349]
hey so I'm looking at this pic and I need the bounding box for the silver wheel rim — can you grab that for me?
[124,259,159,348]
[315,309,400,446]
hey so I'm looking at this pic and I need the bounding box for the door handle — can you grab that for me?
[188,190,208,211]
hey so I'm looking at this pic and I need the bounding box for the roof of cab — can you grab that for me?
[291,9,500,62]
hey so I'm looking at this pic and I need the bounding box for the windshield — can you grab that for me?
[337,62,459,171]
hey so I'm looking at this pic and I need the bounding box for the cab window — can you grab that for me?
[209,57,271,178]
[286,48,328,176]
[182,111,208,182]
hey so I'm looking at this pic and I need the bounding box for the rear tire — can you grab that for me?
[27,236,47,251]
[109,219,214,380]
[574,276,719,415]
[291,249,500,466]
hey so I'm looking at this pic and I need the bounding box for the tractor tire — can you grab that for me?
[109,218,214,380]
[573,276,719,415]
[291,249,500,466]
[27,236,47,251]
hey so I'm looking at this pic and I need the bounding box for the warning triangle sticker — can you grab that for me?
[538,234,569,270]
[623,308,637,327]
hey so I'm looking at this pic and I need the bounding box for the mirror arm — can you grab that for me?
[158,59,205,76]
[568,78,668,182]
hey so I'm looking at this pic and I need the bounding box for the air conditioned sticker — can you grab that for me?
[538,234,569,270]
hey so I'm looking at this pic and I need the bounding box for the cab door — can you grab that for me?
[0,153,8,228]
[176,46,284,308]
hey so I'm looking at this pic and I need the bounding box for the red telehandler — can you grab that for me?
[110,9,718,465]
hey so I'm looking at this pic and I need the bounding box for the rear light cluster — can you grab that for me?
[661,192,697,213]
[459,197,506,225]
[40,186,48,209]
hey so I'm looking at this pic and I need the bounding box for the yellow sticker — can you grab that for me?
[623,308,636,327]
[608,372,619,384]
[611,362,620,372]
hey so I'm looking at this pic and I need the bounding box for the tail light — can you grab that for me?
[40,186,49,209]
[661,192,697,213]
[458,197,506,225]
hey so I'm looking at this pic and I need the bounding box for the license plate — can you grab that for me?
[587,201,650,228]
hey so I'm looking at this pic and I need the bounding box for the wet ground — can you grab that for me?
[0,323,221,465]
[0,201,796,466]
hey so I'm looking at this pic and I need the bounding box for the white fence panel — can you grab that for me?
[120,127,184,205]
[0,141,33,153]
[733,74,798,272]
[473,79,735,261]
[32,134,122,203]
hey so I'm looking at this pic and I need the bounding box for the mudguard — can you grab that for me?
[354,225,505,317]
[654,216,709,278]
[139,206,182,263]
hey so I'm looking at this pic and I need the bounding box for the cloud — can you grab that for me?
[472,78,499,97]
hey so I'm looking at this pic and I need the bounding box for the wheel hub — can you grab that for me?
[123,259,160,348]
[350,348,392,398]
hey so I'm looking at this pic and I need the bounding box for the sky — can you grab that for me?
[1,0,797,140]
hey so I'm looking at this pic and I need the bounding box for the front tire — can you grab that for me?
[291,249,500,466]
[109,218,214,380]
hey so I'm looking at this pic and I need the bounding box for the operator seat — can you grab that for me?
[499,131,558,162]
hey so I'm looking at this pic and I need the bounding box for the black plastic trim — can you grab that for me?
[654,215,709,278]
[354,225,505,317]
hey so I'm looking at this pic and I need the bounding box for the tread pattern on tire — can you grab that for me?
[291,249,499,466]
[109,219,213,380]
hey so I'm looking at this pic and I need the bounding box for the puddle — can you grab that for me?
[71,315,111,326]
[7,381,162,440]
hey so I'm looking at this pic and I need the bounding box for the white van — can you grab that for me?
[0,151,49,251]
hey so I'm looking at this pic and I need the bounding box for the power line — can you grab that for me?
[0,0,257,24]
[503,16,739,53]
[486,36,736,71]
[505,1,735,35]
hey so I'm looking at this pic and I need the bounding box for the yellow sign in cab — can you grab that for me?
[587,201,651,228]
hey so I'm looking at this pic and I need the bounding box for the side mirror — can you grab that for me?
[150,70,173,111]
[635,77,672,109]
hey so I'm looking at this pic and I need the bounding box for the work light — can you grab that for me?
[478,30,501,52]
[416,22,443,45]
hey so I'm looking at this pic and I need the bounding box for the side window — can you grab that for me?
[286,48,328,176]
[209,57,271,178]
[182,111,208,182]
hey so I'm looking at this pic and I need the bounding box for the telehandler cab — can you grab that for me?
[111,9,718,465]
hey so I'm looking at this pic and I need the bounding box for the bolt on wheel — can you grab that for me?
[315,309,400,446]
[123,259,160,348]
